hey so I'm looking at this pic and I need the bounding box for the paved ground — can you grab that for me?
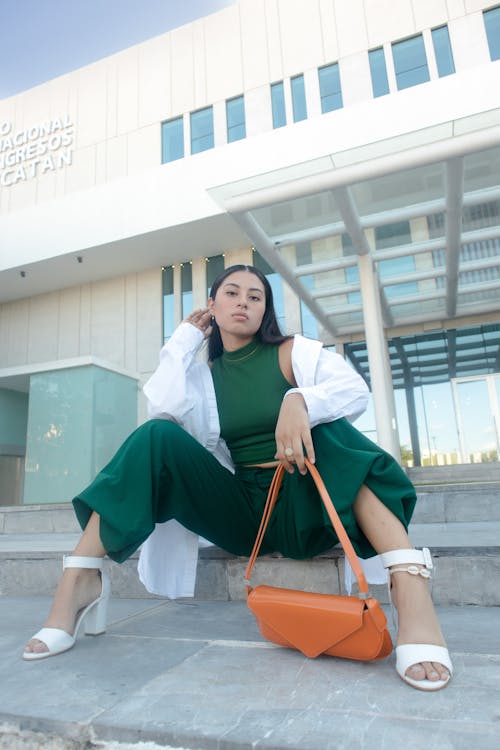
[1,597,500,750]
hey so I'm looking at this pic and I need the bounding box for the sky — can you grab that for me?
[0,0,236,100]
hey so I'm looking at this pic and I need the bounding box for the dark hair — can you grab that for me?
[208,264,290,360]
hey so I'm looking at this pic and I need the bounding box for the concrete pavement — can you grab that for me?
[1,597,499,750]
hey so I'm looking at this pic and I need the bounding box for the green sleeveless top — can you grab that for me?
[210,339,292,465]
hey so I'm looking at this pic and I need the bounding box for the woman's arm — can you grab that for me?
[143,311,210,422]
[274,336,370,475]
[289,337,370,427]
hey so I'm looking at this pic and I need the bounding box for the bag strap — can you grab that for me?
[244,458,370,597]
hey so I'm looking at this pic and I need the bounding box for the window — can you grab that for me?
[181,262,193,318]
[375,222,417,298]
[206,254,225,296]
[484,6,500,61]
[161,117,184,163]
[368,48,390,97]
[190,106,214,154]
[290,74,307,122]
[392,34,430,90]
[226,95,246,143]
[432,25,455,77]
[271,81,286,128]
[296,243,318,338]
[162,265,175,342]
[318,63,343,112]
[252,250,286,332]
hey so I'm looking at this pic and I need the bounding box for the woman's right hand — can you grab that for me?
[184,308,213,338]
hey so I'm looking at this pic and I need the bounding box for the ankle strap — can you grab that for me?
[380,547,433,571]
[63,556,104,570]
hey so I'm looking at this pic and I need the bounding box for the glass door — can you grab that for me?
[452,375,500,463]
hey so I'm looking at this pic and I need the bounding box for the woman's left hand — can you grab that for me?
[275,393,315,475]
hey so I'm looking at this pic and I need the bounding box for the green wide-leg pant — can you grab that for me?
[73,418,417,564]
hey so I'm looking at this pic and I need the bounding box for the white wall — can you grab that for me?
[0,0,497,216]
[0,269,162,382]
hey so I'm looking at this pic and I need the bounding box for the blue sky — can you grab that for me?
[0,0,236,99]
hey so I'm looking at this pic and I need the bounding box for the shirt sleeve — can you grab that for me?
[143,322,205,422]
[287,340,370,427]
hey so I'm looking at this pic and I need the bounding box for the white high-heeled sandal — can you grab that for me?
[23,555,110,661]
[380,547,452,691]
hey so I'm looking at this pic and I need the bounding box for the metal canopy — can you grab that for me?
[213,124,500,341]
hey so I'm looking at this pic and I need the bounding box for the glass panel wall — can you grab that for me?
[345,322,500,466]
[252,250,286,332]
[162,265,175,342]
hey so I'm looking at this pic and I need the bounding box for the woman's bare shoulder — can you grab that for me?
[278,337,296,386]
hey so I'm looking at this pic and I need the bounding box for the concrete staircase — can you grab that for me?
[1,465,499,605]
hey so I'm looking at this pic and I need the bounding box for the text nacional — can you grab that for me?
[0,115,74,188]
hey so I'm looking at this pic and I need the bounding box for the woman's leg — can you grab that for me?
[24,512,106,655]
[24,421,264,656]
[353,484,449,683]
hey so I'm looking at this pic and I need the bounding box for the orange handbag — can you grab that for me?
[245,459,393,661]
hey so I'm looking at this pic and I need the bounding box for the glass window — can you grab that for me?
[295,243,318,338]
[252,250,286,332]
[190,107,214,154]
[161,117,184,163]
[484,6,500,61]
[432,25,455,77]
[318,63,343,112]
[181,262,193,318]
[368,47,390,97]
[162,266,175,342]
[206,254,225,296]
[271,81,286,129]
[290,74,307,122]
[226,95,246,143]
[392,34,430,90]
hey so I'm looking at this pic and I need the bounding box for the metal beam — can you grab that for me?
[234,210,339,336]
[332,186,394,326]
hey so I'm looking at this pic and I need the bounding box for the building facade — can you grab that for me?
[1,0,500,506]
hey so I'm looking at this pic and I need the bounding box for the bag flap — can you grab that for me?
[365,597,388,632]
[247,585,365,658]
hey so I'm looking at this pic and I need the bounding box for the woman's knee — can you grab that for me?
[138,418,185,439]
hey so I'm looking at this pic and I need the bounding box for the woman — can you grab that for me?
[23,265,452,691]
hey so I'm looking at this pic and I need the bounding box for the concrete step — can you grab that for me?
[407,462,500,483]
[2,480,499,534]
[3,599,499,750]
[1,523,499,606]
[411,482,500,523]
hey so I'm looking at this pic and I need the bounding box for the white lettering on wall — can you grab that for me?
[0,115,75,188]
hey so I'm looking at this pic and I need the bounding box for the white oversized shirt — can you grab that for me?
[138,323,385,597]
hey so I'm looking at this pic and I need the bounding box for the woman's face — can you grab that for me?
[209,270,266,342]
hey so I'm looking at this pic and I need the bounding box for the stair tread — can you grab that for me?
[1,521,500,554]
